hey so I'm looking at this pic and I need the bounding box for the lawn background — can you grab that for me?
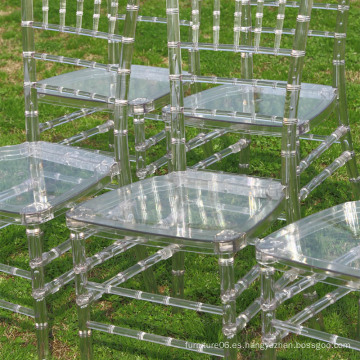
[1,0,360,359]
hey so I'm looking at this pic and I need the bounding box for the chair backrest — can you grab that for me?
[21,0,142,186]
[182,0,347,80]
[173,0,348,97]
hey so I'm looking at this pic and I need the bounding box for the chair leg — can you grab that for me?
[165,110,185,300]
[134,113,147,179]
[108,112,114,152]
[27,225,50,360]
[164,115,173,173]
[334,57,360,198]
[260,266,277,360]
[129,113,158,293]
[239,37,253,176]
[239,134,251,174]
[172,252,185,299]
[78,301,93,360]
[218,253,237,360]
[296,138,318,305]
[296,137,301,189]
[339,128,360,199]
[71,230,93,360]
[281,129,301,224]
[188,46,214,160]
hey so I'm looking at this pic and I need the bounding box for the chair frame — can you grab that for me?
[63,1,360,359]
[0,1,155,358]
[256,201,360,359]
[67,171,285,359]
[33,1,207,182]
[147,0,360,305]
[155,0,360,224]
[63,1,285,360]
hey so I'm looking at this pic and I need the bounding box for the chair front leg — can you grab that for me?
[27,225,50,360]
[71,230,93,360]
[238,133,251,174]
[260,266,277,360]
[172,252,185,299]
[336,102,360,199]
[219,253,237,360]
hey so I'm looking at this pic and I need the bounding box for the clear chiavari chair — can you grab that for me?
[256,200,360,359]
[155,0,360,224]
[0,1,170,358]
[33,0,167,286]
[33,0,198,180]
[65,0,288,359]
[135,0,360,304]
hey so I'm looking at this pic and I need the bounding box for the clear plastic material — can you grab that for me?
[63,1,360,359]
[87,321,225,357]
[31,2,189,186]
[0,139,114,358]
[68,170,284,243]
[0,142,115,222]
[6,1,175,359]
[2,1,128,359]
[160,0,360,224]
[37,66,171,110]
[256,200,360,358]
[180,83,336,129]
[67,167,284,359]
[257,201,360,280]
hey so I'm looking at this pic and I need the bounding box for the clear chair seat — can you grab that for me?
[0,142,115,221]
[178,82,337,133]
[257,201,360,281]
[37,65,171,110]
[67,170,284,243]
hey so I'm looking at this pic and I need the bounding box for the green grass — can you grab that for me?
[1,0,360,359]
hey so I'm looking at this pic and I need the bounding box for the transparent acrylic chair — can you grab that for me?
[65,1,286,359]
[256,200,360,358]
[156,0,360,225]
[135,0,360,303]
[31,0,194,179]
[27,0,163,284]
[0,1,161,359]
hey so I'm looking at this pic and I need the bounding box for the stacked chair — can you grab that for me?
[159,0,360,224]
[152,0,360,301]
[2,0,359,359]
[0,3,122,359]
[256,200,360,358]
[32,1,196,180]
[31,0,170,179]
[63,0,360,359]
[65,0,285,359]
[0,0,179,358]
[6,2,232,357]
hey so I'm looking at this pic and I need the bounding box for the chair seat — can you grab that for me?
[257,201,360,281]
[0,142,115,223]
[67,170,284,243]
[37,65,171,110]
[178,82,337,134]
